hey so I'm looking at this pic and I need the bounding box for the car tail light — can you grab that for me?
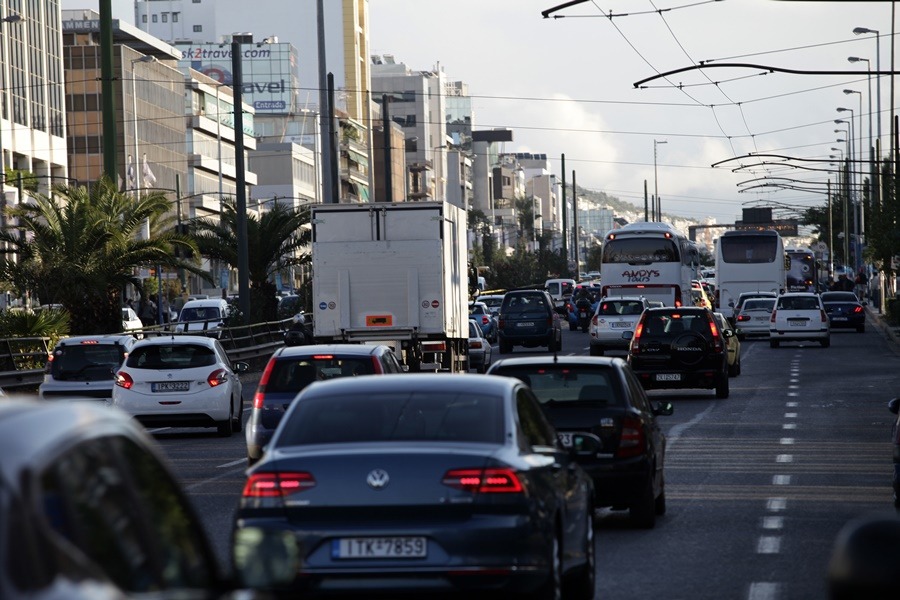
[442,468,523,493]
[707,315,724,353]
[243,471,316,498]
[115,371,133,389]
[45,353,55,372]
[469,339,484,350]
[630,321,645,354]
[853,306,863,314]
[770,310,777,323]
[736,314,750,322]
[820,309,828,323]
[481,315,489,326]
[370,356,384,374]
[674,286,683,308]
[617,415,646,458]
[207,368,228,387]
[253,358,277,409]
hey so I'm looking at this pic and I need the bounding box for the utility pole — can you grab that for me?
[317,0,333,203]
[644,180,648,222]
[653,139,667,221]
[99,0,117,183]
[560,154,568,277]
[572,170,579,276]
[232,42,250,321]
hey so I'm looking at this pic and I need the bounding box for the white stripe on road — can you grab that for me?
[757,536,781,554]
[762,516,784,530]
[786,402,798,407]
[767,498,787,511]
[783,423,797,430]
[217,458,247,469]
[748,582,780,600]
[665,403,716,449]
[776,454,793,463]
[772,475,791,486]
[780,438,795,445]
[785,413,797,418]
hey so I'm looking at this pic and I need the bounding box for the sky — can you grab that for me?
[63,0,894,224]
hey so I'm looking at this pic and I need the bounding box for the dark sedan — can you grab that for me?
[487,356,673,528]
[821,291,866,332]
[234,374,596,599]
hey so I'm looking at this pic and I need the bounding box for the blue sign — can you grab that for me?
[319,302,327,310]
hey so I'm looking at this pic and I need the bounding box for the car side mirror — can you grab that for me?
[567,432,604,456]
[653,401,674,416]
[722,329,734,338]
[233,361,250,373]
[232,527,302,589]
[889,397,900,415]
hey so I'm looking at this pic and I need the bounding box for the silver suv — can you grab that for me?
[589,296,650,356]
[39,334,138,401]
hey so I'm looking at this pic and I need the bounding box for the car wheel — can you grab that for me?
[629,476,656,529]
[821,337,830,348]
[735,356,741,376]
[247,455,259,467]
[589,345,603,357]
[770,339,780,348]
[529,531,562,600]
[232,394,244,433]
[655,477,667,516]
[217,404,234,437]
[715,373,729,399]
[499,339,513,354]
[567,510,596,600]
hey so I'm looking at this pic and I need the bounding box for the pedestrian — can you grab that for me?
[140,296,157,326]
[855,269,869,300]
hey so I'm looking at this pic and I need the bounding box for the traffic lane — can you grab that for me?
[593,326,897,600]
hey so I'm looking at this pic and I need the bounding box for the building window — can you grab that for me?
[193,24,202,32]
[193,0,201,3]
[141,14,147,23]
[172,12,179,22]
[162,12,168,22]
[152,14,157,22]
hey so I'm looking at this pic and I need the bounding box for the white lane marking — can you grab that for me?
[186,466,247,491]
[786,402,798,407]
[788,385,799,389]
[217,458,247,469]
[767,498,787,511]
[757,536,781,554]
[789,378,799,383]
[780,438,795,445]
[147,427,172,433]
[748,582,780,600]
[787,392,799,397]
[785,413,797,418]
[665,402,716,449]
[762,516,784,530]
[776,454,793,463]
[773,475,791,485]
[783,423,797,430]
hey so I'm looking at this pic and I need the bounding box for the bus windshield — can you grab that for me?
[602,238,680,264]
[719,235,779,263]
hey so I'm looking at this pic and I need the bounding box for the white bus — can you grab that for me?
[599,222,700,307]
[715,229,786,319]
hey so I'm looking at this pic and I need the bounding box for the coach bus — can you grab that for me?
[785,247,818,293]
[715,229,786,320]
[599,222,700,307]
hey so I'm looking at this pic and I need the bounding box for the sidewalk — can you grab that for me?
[865,304,900,348]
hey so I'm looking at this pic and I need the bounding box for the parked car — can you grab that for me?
[245,343,405,465]
[122,306,143,336]
[39,334,138,402]
[734,297,776,339]
[174,298,232,337]
[589,296,650,356]
[713,311,741,376]
[627,306,732,399]
[235,374,596,598]
[468,319,493,373]
[0,397,302,599]
[487,355,673,528]
[112,336,249,436]
[769,292,830,348]
[469,300,498,342]
[497,289,562,354]
[821,291,866,333]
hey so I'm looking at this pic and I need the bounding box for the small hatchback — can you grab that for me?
[589,296,649,356]
[769,292,830,348]
[39,334,138,402]
[245,343,405,464]
[497,290,562,354]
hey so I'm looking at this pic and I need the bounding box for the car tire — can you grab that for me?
[655,479,667,516]
[529,531,562,600]
[589,345,603,357]
[499,339,513,354]
[770,339,780,348]
[567,510,596,600]
[629,476,656,529]
[217,403,234,437]
[232,395,244,434]
[715,373,729,399]
[728,357,740,377]
[247,455,259,467]
[821,337,830,348]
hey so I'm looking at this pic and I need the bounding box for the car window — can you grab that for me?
[504,294,548,315]
[469,321,480,337]
[277,392,504,445]
[180,307,221,322]
[777,297,820,310]
[50,344,126,381]
[515,388,557,449]
[622,367,651,412]
[494,364,624,408]
[743,299,775,311]
[821,292,858,302]
[126,344,216,369]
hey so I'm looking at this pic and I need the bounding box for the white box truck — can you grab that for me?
[311,201,470,372]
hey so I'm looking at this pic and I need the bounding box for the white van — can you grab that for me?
[174,298,232,337]
[544,278,576,309]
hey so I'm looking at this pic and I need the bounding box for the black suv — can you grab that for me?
[627,306,732,399]
[487,355,674,528]
[497,289,562,354]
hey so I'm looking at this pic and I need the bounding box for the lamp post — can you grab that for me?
[842,91,867,238]
[852,27,881,151]
[653,139,667,221]
[0,13,23,181]
[836,113,859,273]
[130,55,157,240]
[834,128,851,273]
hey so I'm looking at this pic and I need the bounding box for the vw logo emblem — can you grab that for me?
[366,469,390,489]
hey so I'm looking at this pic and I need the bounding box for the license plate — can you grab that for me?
[332,537,427,559]
[611,321,631,328]
[152,381,190,392]
[579,311,588,317]
[831,317,847,321]
[754,316,768,322]
[656,373,681,382]
[788,320,807,327]
[517,322,535,327]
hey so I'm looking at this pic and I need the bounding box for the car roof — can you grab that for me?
[296,372,520,400]
[131,335,217,348]
[181,299,227,307]
[56,334,136,346]
[600,296,646,302]
[490,355,626,369]
[778,292,818,297]
[273,343,389,358]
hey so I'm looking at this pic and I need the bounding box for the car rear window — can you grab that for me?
[743,299,775,311]
[491,365,623,408]
[126,344,216,369]
[277,392,504,445]
[821,292,858,303]
[777,297,820,310]
[503,294,549,315]
[641,311,711,337]
[597,300,644,316]
[265,356,375,393]
[179,307,221,322]
[50,344,126,381]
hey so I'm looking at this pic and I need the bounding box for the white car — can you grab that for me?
[589,296,649,356]
[174,298,231,337]
[769,292,830,348]
[734,297,776,338]
[121,307,143,337]
[468,319,493,373]
[111,336,249,436]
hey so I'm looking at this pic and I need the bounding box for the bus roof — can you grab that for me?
[604,221,683,238]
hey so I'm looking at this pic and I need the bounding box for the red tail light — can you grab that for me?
[770,310,777,323]
[820,309,828,323]
[481,315,489,326]
[617,415,645,458]
[708,315,724,352]
[674,286,683,307]
[442,468,523,493]
[469,339,484,350]
[253,357,277,409]
[243,472,316,498]
[207,368,228,387]
[736,314,750,322]
[370,356,384,374]
[630,321,645,354]
[852,306,863,314]
[115,371,133,389]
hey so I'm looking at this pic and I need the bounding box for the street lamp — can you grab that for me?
[843,89,870,241]
[848,59,878,210]
[653,139,667,221]
[852,27,881,149]
[130,55,157,241]
[0,13,23,180]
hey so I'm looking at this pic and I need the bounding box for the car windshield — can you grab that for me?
[597,300,644,316]
[50,344,125,381]
[492,365,623,407]
[469,304,487,314]
[277,392,504,445]
[821,292,858,303]
[469,321,480,337]
[180,307,221,322]
[743,299,775,311]
[266,356,374,393]
[126,344,216,369]
[777,297,820,310]
[641,311,710,337]
[503,294,548,316]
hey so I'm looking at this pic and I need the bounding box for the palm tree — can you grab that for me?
[189,199,311,322]
[0,177,202,334]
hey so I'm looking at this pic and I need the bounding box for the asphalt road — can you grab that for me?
[152,320,900,599]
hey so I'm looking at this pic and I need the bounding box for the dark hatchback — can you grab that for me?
[497,289,562,354]
[235,374,596,598]
[627,306,732,399]
[487,356,673,528]
[821,291,866,333]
